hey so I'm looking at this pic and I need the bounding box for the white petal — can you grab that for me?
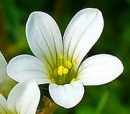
[0,52,16,98]
[49,81,84,108]
[0,94,12,114]
[7,54,51,84]
[78,54,124,85]
[63,8,104,66]
[0,52,7,84]
[7,81,40,114]
[26,11,63,69]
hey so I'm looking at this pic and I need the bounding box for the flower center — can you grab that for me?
[51,53,77,85]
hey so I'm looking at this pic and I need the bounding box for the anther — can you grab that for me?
[51,78,56,84]
[70,78,77,83]
[64,60,72,69]
[63,68,69,74]
[73,60,77,66]
[58,66,64,75]
[59,53,63,59]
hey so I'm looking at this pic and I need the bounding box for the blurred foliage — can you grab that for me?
[0,0,130,114]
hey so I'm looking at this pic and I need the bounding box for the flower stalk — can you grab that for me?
[37,96,59,114]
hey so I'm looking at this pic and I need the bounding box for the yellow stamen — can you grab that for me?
[58,66,64,75]
[59,53,63,65]
[73,60,77,66]
[59,53,63,59]
[58,66,64,70]
[70,78,77,83]
[52,53,78,84]
[51,78,56,84]
[63,68,69,74]
[64,60,72,69]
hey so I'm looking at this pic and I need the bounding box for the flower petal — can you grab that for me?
[0,94,12,114]
[49,81,84,108]
[0,52,16,98]
[26,11,63,69]
[0,51,8,84]
[78,54,124,85]
[7,81,40,114]
[63,8,104,67]
[7,55,51,84]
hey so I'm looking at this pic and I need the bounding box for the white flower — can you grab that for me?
[0,51,16,98]
[0,80,40,114]
[7,8,124,108]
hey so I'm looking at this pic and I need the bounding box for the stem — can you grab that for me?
[95,92,109,114]
[37,96,59,114]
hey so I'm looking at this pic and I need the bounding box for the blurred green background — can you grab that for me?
[0,0,130,114]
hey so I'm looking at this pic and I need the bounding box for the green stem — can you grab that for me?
[37,96,59,114]
[95,92,109,114]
